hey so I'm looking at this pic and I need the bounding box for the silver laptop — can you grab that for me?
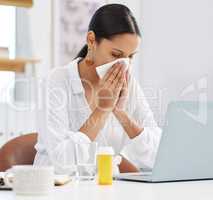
[115,101,213,182]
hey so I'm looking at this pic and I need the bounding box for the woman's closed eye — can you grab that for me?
[112,52,136,59]
[112,53,122,59]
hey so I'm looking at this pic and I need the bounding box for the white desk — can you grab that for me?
[1,180,213,200]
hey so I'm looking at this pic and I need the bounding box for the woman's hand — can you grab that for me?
[119,156,140,173]
[112,68,144,139]
[113,69,130,112]
[79,62,126,141]
[96,63,126,112]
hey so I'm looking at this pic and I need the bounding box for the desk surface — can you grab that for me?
[1,180,213,200]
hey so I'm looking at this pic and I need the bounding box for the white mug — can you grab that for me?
[4,165,54,195]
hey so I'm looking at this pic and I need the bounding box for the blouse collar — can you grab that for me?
[69,57,85,94]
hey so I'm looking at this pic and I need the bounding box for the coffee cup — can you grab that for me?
[4,165,54,195]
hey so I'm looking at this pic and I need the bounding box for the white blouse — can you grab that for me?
[33,57,162,172]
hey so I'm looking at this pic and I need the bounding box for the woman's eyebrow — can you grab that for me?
[112,48,124,54]
[112,48,138,56]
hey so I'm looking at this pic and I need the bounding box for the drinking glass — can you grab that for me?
[75,142,97,181]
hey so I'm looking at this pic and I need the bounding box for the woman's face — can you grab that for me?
[88,32,141,67]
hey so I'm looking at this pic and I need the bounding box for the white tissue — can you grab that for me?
[96,58,130,79]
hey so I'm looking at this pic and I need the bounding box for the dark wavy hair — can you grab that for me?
[76,4,141,58]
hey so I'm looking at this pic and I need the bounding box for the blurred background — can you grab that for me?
[0,0,212,147]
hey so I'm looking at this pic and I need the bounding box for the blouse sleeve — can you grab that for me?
[120,76,162,170]
[43,68,91,173]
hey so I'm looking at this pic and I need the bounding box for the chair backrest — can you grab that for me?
[0,133,37,171]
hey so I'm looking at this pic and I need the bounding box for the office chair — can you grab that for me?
[0,133,37,171]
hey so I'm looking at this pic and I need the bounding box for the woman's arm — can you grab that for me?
[81,107,143,142]
[113,109,144,139]
[113,75,162,169]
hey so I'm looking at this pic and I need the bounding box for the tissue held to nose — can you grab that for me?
[96,58,130,79]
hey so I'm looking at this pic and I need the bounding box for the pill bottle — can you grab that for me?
[97,146,114,185]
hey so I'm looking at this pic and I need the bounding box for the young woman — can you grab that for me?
[34,4,162,173]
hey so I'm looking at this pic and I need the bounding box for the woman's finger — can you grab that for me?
[113,70,125,92]
[114,74,125,97]
[105,64,123,87]
[102,62,121,82]
[111,65,125,87]
[125,69,130,87]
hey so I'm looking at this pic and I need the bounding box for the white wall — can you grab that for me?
[0,0,53,146]
[141,0,213,124]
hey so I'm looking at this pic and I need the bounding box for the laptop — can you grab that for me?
[115,101,213,182]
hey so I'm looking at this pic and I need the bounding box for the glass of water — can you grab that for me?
[49,146,78,183]
[75,142,97,181]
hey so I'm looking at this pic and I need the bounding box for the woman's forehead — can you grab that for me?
[100,34,141,54]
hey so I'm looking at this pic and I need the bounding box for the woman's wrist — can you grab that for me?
[94,107,111,117]
[113,108,125,117]
[79,107,110,141]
